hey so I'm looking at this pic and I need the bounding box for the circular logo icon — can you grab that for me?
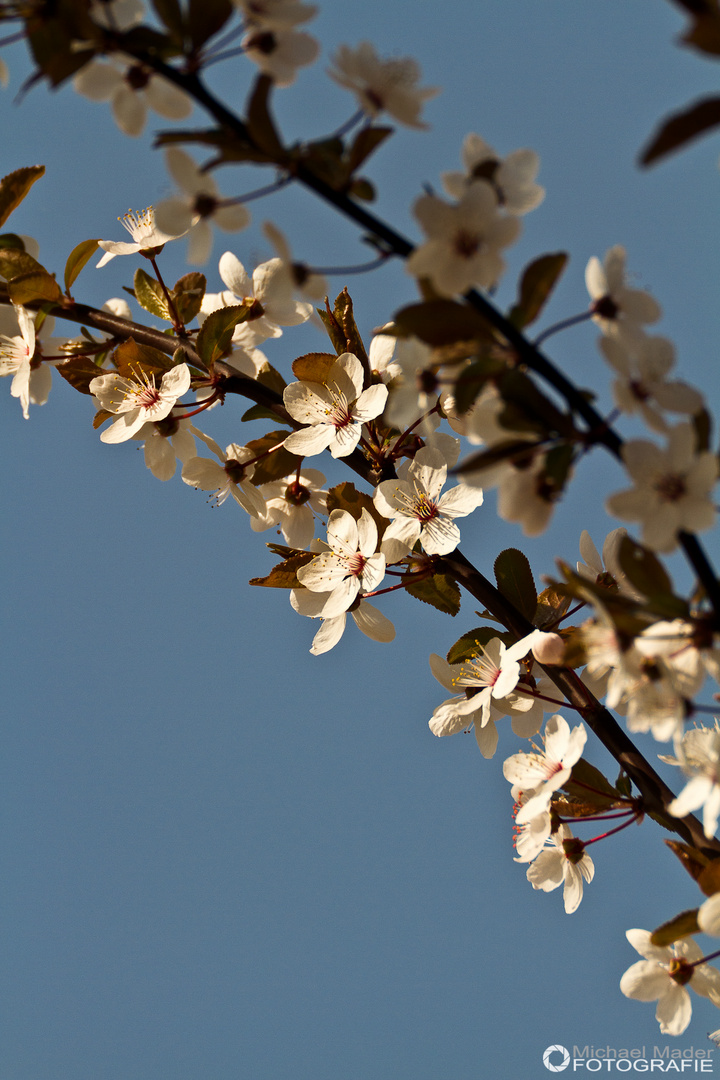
[543,1045,570,1072]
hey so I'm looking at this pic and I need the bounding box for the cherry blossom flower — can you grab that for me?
[698,892,720,937]
[261,222,327,302]
[97,207,186,267]
[659,724,720,838]
[606,422,718,553]
[251,468,328,548]
[73,58,192,137]
[181,438,266,516]
[598,334,703,434]
[576,527,642,600]
[283,352,388,459]
[201,251,313,347]
[380,336,444,434]
[290,589,394,656]
[0,304,65,419]
[512,789,553,864]
[90,362,191,443]
[406,184,520,296]
[620,930,720,1035]
[154,149,250,265]
[373,445,484,560]
[526,824,594,914]
[637,618,720,688]
[427,637,551,759]
[328,42,439,128]
[295,508,385,619]
[243,27,319,86]
[496,452,566,537]
[503,714,587,824]
[133,416,199,481]
[442,133,544,214]
[585,245,661,345]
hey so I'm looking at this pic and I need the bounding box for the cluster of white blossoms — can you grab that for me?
[582,246,716,554]
[406,134,543,298]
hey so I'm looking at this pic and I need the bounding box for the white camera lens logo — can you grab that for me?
[543,1045,570,1072]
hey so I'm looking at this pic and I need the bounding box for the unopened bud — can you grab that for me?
[531,631,565,666]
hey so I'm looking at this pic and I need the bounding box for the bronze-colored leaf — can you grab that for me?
[172,271,206,325]
[640,95,720,166]
[665,839,711,883]
[333,288,369,367]
[0,165,45,228]
[245,430,297,486]
[188,0,233,46]
[650,909,700,947]
[699,857,720,897]
[347,126,393,173]
[291,352,338,383]
[113,337,175,377]
[7,270,62,304]
[0,247,46,280]
[57,355,107,395]
[250,551,314,588]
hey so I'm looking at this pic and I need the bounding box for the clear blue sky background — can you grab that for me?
[3,2,720,1077]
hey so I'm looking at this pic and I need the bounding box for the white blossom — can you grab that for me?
[620,930,720,1036]
[503,714,587,824]
[328,42,439,128]
[283,352,387,459]
[97,207,186,267]
[526,824,594,914]
[90,362,191,443]
[295,509,385,619]
[406,184,520,297]
[606,422,718,553]
[154,149,250,265]
[660,724,720,838]
[202,251,313,346]
[585,245,661,345]
[442,133,544,214]
[73,58,191,137]
[181,438,266,516]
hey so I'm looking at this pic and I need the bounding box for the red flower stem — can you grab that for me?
[583,813,641,846]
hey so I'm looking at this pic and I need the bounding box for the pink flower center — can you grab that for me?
[346,552,367,577]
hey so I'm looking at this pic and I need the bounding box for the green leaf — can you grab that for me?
[508,252,568,329]
[494,548,537,622]
[392,299,496,347]
[196,303,253,365]
[56,355,106,395]
[64,238,99,291]
[640,95,720,166]
[172,271,206,325]
[188,0,233,48]
[291,352,338,383]
[134,267,172,321]
[650,910,700,947]
[241,403,284,423]
[446,626,513,665]
[7,270,62,304]
[0,233,26,251]
[246,74,285,160]
[256,361,287,395]
[0,165,45,228]
[405,573,461,616]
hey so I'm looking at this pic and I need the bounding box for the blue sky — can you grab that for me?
[3,2,720,1077]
